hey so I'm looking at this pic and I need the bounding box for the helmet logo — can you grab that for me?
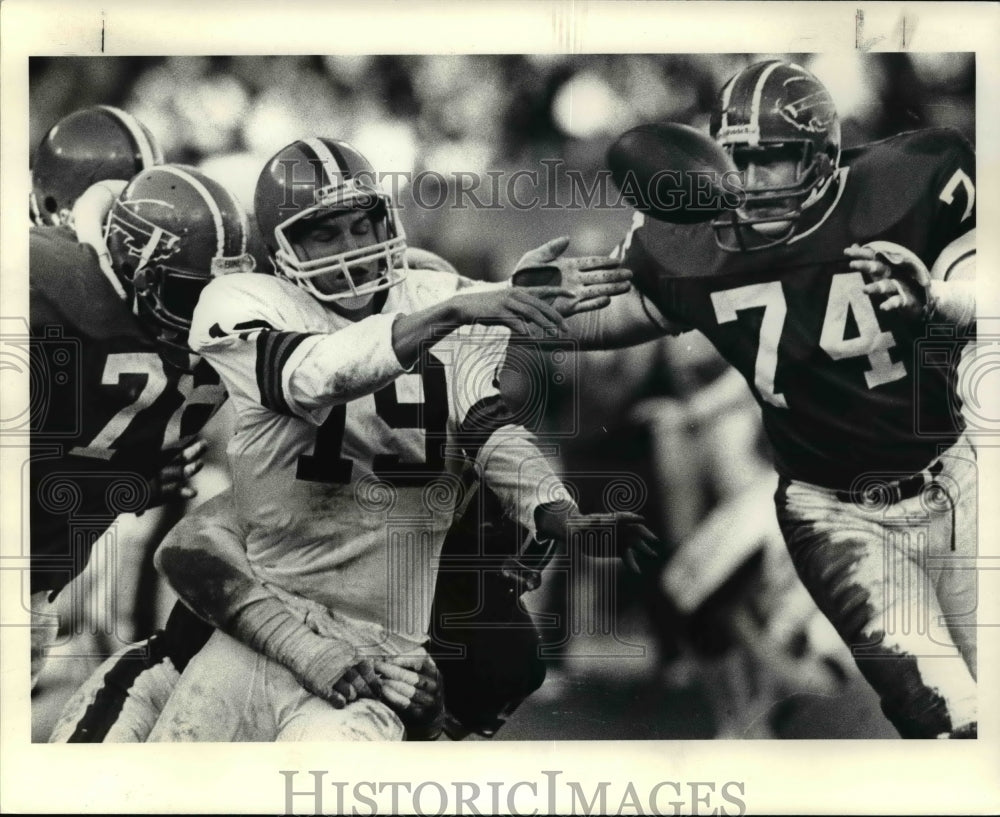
[108,212,181,274]
[776,78,837,134]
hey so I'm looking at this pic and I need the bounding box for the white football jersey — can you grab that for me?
[190,269,557,649]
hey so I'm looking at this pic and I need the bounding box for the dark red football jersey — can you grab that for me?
[623,128,976,489]
[29,226,226,594]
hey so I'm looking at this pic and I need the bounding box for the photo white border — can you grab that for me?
[2,1,999,813]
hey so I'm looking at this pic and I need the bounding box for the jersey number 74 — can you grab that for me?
[711,272,906,408]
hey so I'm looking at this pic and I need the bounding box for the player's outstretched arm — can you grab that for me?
[396,236,651,366]
[510,236,678,349]
[153,490,382,708]
[533,503,666,575]
[390,285,575,369]
[451,328,665,575]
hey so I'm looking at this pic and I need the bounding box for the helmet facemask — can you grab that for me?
[708,60,842,253]
[271,178,408,303]
[105,198,254,363]
[712,139,838,252]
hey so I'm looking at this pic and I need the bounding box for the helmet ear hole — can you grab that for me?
[44,196,58,213]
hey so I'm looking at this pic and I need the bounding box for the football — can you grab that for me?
[607,122,742,224]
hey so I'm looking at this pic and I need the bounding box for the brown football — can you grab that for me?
[607,122,742,224]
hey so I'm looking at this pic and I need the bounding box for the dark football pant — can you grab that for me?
[775,440,978,738]
[428,485,547,738]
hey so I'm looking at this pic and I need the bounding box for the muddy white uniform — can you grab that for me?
[148,269,559,741]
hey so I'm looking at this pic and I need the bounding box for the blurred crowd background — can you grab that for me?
[29,53,974,740]
[29,52,975,275]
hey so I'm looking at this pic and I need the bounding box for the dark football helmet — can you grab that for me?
[31,105,164,227]
[709,60,841,251]
[104,164,254,354]
[253,137,407,302]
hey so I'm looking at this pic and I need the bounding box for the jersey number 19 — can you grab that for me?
[297,357,450,486]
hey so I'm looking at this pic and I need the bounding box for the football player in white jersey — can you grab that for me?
[145,137,658,741]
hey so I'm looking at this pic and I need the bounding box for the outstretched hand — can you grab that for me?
[846,241,932,319]
[535,503,666,575]
[513,235,632,317]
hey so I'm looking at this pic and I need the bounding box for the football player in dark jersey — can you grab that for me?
[29,163,254,690]
[518,59,978,738]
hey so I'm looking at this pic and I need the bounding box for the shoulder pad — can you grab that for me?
[189,272,305,349]
[843,128,973,238]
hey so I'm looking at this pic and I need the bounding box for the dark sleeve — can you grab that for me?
[927,129,976,261]
[621,215,691,333]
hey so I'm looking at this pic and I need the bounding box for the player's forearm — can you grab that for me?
[224,589,361,695]
[563,290,674,349]
[172,563,361,698]
[390,281,510,368]
[390,299,465,369]
[292,291,509,410]
[289,313,410,409]
[476,429,579,538]
[153,494,362,691]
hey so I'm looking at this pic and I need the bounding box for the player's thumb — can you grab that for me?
[516,235,571,269]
